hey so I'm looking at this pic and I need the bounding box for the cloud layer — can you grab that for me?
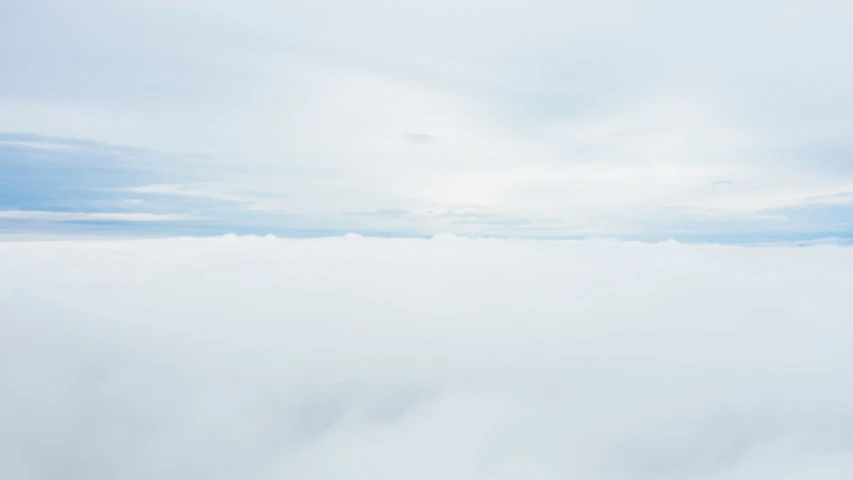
[2,236,852,479]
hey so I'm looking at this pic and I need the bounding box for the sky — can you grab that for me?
[3,236,853,479]
[2,0,853,240]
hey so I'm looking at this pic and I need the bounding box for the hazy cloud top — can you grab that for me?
[2,236,852,479]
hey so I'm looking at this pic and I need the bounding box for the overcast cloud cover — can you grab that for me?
[2,0,853,239]
[2,236,853,479]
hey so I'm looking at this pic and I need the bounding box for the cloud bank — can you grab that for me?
[2,236,852,479]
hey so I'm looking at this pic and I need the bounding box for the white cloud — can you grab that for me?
[126,184,266,206]
[0,210,199,221]
[2,236,852,479]
[805,192,853,206]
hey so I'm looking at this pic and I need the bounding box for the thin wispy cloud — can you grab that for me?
[400,133,437,145]
[0,210,198,221]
